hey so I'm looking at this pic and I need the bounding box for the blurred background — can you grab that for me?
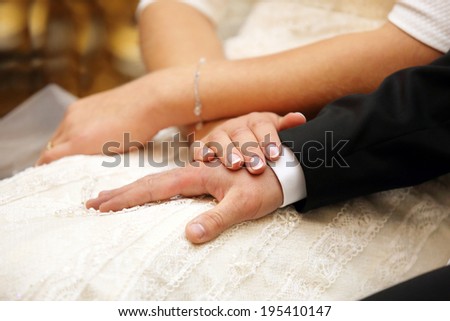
[0,0,146,117]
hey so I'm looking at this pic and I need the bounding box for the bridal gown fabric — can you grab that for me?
[1,0,450,300]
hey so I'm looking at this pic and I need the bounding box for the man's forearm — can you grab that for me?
[139,1,225,71]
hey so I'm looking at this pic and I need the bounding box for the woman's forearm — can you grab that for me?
[200,22,441,120]
[139,1,225,71]
[38,17,443,163]
[151,21,442,129]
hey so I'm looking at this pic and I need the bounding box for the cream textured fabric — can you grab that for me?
[388,0,450,53]
[138,0,229,25]
[1,0,450,300]
[1,151,449,300]
[138,0,450,54]
[138,0,393,57]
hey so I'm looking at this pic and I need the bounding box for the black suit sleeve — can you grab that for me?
[362,265,450,300]
[279,53,450,212]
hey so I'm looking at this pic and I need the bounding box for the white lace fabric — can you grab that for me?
[1,151,449,301]
[1,0,450,300]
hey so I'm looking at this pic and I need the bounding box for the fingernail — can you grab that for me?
[250,156,264,170]
[265,143,279,158]
[202,147,215,160]
[189,223,206,240]
[295,112,307,120]
[227,153,241,166]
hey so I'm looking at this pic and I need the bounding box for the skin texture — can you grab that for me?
[193,112,306,174]
[37,4,442,165]
[86,112,297,244]
[86,160,283,244]
[138,1,225,70]
[80,3,443,243]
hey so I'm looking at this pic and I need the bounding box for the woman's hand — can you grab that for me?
[192,112,306,174]
[36,70,186,165]
[37,79,160,165]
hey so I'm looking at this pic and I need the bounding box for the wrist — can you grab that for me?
[266,166,285,209]
[143,66,202,130]
[268,146,307,207]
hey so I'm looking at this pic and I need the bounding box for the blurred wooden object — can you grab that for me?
[0,0,144,117]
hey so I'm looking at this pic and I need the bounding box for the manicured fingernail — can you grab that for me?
[295,112,307,120]
[189,223,206,239]
[250,156,264,170]
[202,147,215,160]
[227,153,241,166]
[265,143,279,158]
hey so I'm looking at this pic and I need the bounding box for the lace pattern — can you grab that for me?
[1,0,450,300]
[201,210,301,301]
[1,152,449,300]
[358,188,450,297]
[224,0,393,59]
[272,189,410,300]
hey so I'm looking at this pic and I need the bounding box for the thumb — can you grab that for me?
[278,112,307,132]
[185,193,242,244]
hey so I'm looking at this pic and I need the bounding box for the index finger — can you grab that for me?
[88,166,206,212]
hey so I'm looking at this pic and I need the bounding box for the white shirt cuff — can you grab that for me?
[268,146,307,208]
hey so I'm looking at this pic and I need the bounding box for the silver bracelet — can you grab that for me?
[194,57,206,130]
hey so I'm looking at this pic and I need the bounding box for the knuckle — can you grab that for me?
[229,126,249,139]
[98,191,109,197]
[248,112,260,119]
[143,177,155,200]
[201,174,221,198]
[143,175,153,187]
[248,118,268,130]
[145,190,155,203]
[205,210,225,230]
[206,135,226,157]
[205,131,223,144]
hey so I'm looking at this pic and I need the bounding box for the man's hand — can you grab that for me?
[193,112,306,174]
[86,160,283,244]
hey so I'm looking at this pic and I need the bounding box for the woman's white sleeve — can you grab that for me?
[137,0,228,25]
[388,0,450,53]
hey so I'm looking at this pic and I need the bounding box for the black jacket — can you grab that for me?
[279,53,450,212]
